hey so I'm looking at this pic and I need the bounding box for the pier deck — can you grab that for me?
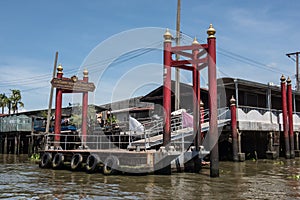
[41,147,180,174]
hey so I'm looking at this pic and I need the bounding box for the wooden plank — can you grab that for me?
[51,78,95,92]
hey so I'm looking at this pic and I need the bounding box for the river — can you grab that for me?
[0,154,300,199]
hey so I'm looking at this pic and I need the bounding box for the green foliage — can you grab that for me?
[107,115,117,124]
[69,105,97,130]
[40,110,48,119]
[9,89,24,114]
[70,114,82,128]
[30,153,40,161]
[0,93,9,114]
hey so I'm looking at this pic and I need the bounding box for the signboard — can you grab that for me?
[51,78,95,92]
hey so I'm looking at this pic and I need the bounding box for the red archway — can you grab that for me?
[163,24,218,177]
[51,65,95,147]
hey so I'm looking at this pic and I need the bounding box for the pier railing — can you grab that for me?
[132,107,230,150]
[45,132,131,150]
[44,107,230,152]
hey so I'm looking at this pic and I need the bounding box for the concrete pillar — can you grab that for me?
[14,135,18,154]
[237,131,245,161]
[4,134,7,154]
[28,136,32,156]
[234,79,239,107]
[0,136,2,154]
[295,132,300,157]
[266,132,278,159]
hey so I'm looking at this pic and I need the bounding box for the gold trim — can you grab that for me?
[192,37,199,45]
[57,64,63,73]
[207,24,216,38]
[83,69,88,77]
[164,28,172,42]
[280,74,286,82]
[287,76,292,84]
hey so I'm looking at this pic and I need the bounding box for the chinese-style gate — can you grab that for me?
[51,65,95,147]
[163,24,219,177]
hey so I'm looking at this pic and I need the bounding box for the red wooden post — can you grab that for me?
[163,29,172,146]
[281,75,290,159]
[192,38,200,151]
[230,96,238,161]
[287,77,295,158]
[54,64,63,146]
[82,69,89,147]
[207,24,219,177]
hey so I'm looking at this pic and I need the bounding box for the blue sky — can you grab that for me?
[0,0,299,111]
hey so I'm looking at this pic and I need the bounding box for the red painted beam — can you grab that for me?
[82,70,89,147]
[287,77,295,158]
[171,64,193,71]
[171,44,208,51]
[54,66,63,147]
[207,25,219,177]
[197,62,208,71]
[172,51,193,59]
[281,75,290,159]
[192,42,200,151]
[163,31,172,146]
[230,96,238,161]
[197,49,207,58]
[171,57,207,67]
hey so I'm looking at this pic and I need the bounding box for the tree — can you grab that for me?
[70,105,97,132]
[0,93,9,114]
[9,89,24,114]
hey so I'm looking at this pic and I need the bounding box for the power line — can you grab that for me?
[180,32,293,77]
[0,41,163,88]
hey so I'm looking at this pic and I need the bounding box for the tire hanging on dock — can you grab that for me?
[52,153,65,169]
[86,154,100,173]
[39,152,52,168]
[70,153,83,171]
[103,156,119,175]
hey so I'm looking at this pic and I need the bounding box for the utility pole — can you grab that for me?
[175,0,181,110]
[286,52,300,91]
[46,51,58,133]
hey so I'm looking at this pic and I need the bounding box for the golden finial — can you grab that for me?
[207,24,216,38]
[280,74,286,82]
[192,37,199,45]
[57,64,63,74]
[83,69,88,77]
[287,76,291,85]
[164,28,172,42]
[230,96,236,105]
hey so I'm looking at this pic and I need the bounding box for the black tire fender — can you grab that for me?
[86,154,100,173]
[103,156,119,175]
[70,153,83,171]
[39,152,52,168]
[52,153,64,169]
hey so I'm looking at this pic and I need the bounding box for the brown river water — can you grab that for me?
[1,154,300,199]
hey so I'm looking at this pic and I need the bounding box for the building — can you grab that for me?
[140,77,300,160]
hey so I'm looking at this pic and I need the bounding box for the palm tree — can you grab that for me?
[0,93,9,114]
[9,89,24,114]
